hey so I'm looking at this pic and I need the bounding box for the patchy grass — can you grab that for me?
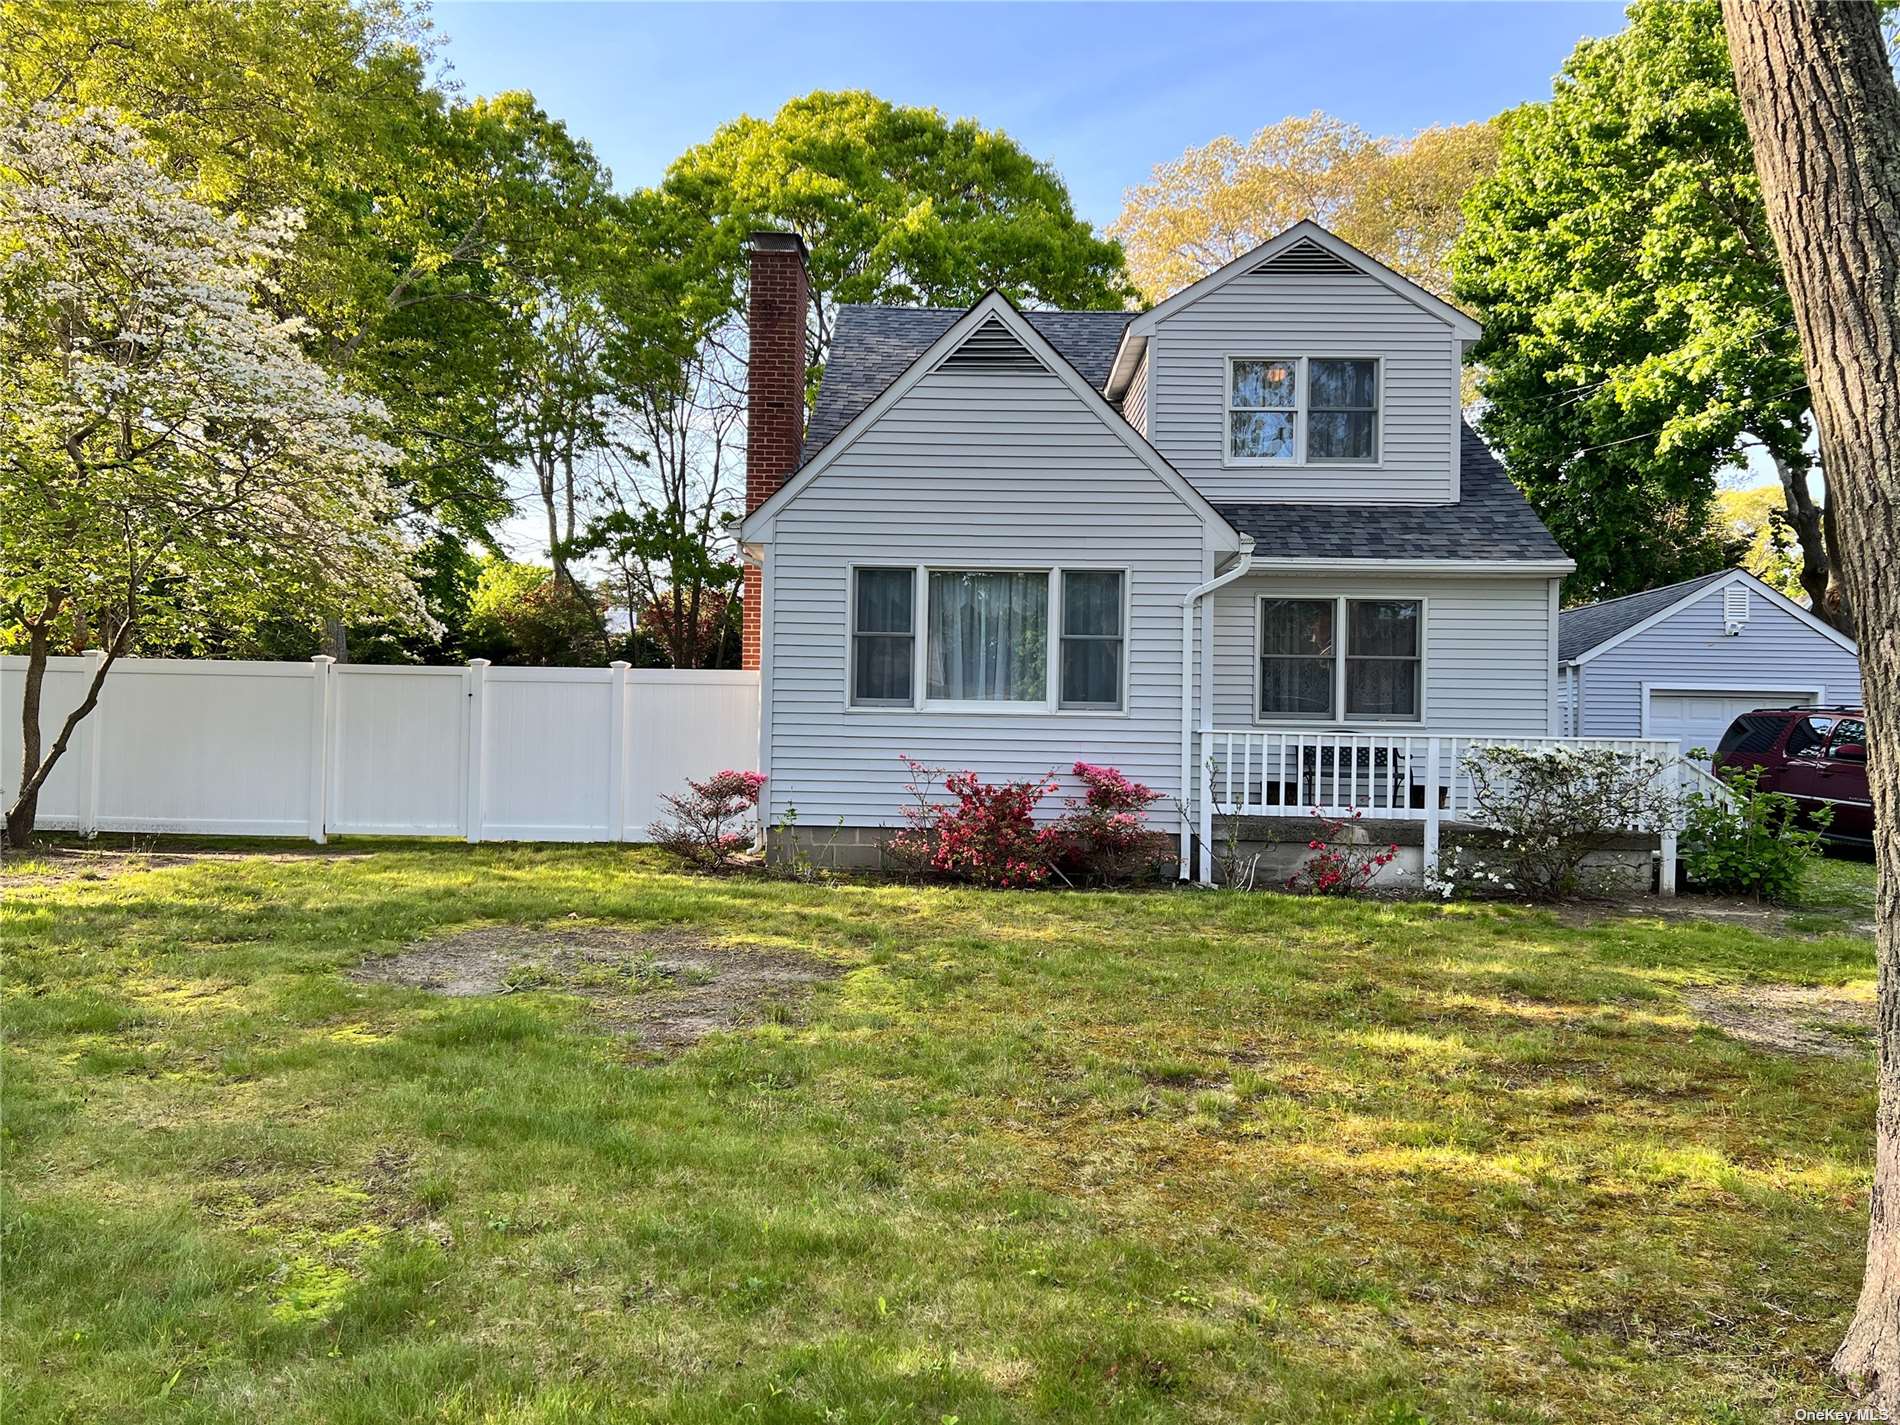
[1,840,1879,1423]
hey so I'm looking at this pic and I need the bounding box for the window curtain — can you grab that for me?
[926,571,1048,701]
[1259,598,1335,717]
[1344,600,1420,717]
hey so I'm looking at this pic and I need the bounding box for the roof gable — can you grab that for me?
[802,306,1132,457]
[1105,220,1481,396]
[1559,569,1857,664]
[740,291,1237,550]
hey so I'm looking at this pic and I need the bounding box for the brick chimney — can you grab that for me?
[742,231,808,670]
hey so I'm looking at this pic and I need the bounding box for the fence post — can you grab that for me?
[607,661,630,842]
[1422,736,1441,881]
[76,648,105,838]
[307,656,334,844]
[1197,733,1214,885]
[464,659,489,844]
[1657,744,1679,897]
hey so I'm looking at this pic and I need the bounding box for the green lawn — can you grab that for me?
[0,842,1881,1423]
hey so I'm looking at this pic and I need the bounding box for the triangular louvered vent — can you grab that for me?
[1251,237,1360,277]
[936,316,1048,374]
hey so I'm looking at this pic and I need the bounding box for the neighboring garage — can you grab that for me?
[1559,569,1861,758]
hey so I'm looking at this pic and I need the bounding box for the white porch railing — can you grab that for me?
[1191,728,1682,892]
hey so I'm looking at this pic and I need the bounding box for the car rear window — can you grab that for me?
[1786,716,1836,756]
[1831,719,1867,755]
[1718,715,1785,759]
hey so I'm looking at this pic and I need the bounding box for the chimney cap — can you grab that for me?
[747,230,808,261]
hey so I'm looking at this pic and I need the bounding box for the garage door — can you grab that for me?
[1647,690,1817,763]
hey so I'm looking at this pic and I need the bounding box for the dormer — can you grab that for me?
[1104,221,1480,506]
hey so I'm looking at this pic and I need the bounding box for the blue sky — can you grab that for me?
[432,1,1630,229]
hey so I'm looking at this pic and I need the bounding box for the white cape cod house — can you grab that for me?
[736,223,1671,883]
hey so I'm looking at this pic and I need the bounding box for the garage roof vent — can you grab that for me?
[1723,585,1751,635]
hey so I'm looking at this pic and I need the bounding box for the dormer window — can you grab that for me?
[1226,356,1380,466]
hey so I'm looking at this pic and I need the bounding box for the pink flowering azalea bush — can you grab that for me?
[649,769,767,871]
[888,756,1059,888]
[887,757,1172,888]
[1048,760,1175,884]
[1284,808,1399,896]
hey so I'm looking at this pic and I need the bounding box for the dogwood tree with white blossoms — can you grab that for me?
[1,106,427,844]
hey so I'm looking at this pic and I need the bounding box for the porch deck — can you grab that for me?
[1189,728,1687,891]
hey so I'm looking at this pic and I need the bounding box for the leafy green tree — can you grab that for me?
[2,0,516,650]
[1,108,423,843]
[665,90,1137,373]
[1715,485,1805,600]
[1452,0,1838,613]
[462,559,607,667]
[1111,112,1498,304]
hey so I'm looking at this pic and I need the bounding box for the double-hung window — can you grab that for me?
[849,567,915,705]
[1227,357,1379,465]
[1059,570,1123,710]
[1257,595,1422,723]
[849,566,1125,711]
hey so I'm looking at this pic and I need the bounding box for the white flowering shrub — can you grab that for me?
[1423,844,1519,900]
[1430,745,1679,901]
[2,105,425,843]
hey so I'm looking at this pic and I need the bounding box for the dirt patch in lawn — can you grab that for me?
[349,925,839,1052]
[1,843,374,887]
[1683,982,1876,1059]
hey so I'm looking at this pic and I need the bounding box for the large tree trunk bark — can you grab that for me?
[1722,0,1900,1404]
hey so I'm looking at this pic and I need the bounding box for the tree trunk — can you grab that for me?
[1825,491,1860,635]
[321,617,349,663]
[1772,450,1841,623]
[5,625,125,848]
[4,614,55,849]
[1722,0,1900,1403]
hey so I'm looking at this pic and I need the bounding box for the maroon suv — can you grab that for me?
[1714,706,1873,845]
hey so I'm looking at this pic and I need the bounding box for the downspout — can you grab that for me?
[1179,535,1255,879]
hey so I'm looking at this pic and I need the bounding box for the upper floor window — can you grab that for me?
[1226,357,1380,466]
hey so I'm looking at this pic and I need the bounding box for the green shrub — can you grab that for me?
[1681,764,1829,903]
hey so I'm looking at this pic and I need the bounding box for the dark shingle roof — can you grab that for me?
[1557,571,1732,663]
[1213,427,1570,565]
[802,304,1134,458]
[801,305,1568,567]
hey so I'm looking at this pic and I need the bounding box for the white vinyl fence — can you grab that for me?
[0,656,759,843]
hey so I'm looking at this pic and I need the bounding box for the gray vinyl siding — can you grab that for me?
[765,367,1211,825]
[1149,269,1460,504]
[1574,584,1861,736]
[1210,574,1554,735]
[1121,350,1150,437]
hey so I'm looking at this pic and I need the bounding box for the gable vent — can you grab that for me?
[935,316,1048,374]
[1723,585,1752,634]
[1250,238,1360,277]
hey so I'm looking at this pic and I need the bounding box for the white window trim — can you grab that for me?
[1223,354,1384,470]
[843,562,1131,717]
[846,563,920,708]
[1253,592,1429,728]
